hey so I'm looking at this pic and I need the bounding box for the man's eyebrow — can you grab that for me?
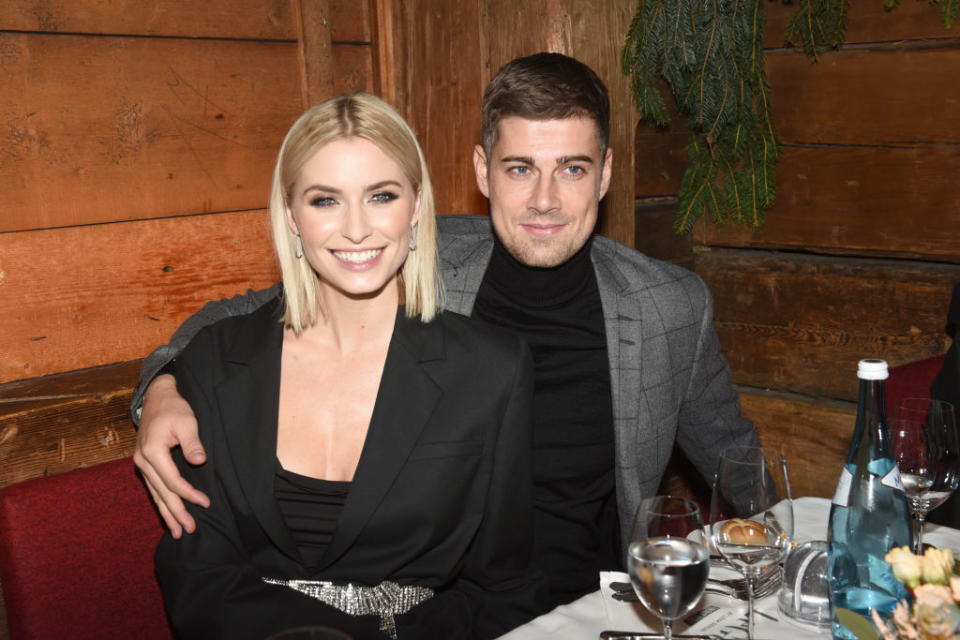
[499,155,535,165]
[556,155,594,165]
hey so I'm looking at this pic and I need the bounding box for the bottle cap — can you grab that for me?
[857,359,889,380]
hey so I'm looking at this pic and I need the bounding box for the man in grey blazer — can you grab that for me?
[134,52,759,610]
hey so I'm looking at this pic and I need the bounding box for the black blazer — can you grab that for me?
[154,296,546,639]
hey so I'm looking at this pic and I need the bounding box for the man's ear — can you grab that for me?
[473,145,490,198]
[598,147,613,200]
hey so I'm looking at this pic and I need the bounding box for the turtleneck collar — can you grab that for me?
[481,232,596,308]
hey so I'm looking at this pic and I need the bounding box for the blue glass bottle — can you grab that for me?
[828,359,913,639]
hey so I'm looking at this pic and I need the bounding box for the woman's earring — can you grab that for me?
[408,222,418,251]
[294,233,304,259]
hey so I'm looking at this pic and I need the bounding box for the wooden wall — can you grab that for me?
[0,0,379,385]
[635,0,960,500]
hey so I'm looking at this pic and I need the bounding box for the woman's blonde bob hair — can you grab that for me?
[270,93,443,333]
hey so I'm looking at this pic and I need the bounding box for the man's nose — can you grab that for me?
[529,173,560,214]
[341,204,373,243]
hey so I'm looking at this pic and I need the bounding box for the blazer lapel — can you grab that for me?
[214,298,302,560]
[319,311,444,568]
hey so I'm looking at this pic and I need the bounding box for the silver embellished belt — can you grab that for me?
[263,578,434,639]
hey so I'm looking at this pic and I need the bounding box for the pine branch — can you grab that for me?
[623,0,778,232]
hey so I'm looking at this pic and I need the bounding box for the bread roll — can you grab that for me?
[720,518,767,545]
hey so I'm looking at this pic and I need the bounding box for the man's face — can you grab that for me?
[473,116,612,268]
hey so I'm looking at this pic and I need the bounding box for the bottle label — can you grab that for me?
[832,467,853,507]
[881,464,905,493]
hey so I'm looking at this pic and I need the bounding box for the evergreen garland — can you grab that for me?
[785,0,849,60]
[622,0,779,233]
[624,0,956,234]
[788,0,957,54]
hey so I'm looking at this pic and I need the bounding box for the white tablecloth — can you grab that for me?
[497,496,960,640]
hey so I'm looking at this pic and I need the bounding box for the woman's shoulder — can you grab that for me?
[428,310,529,364]
[180,293,283,368]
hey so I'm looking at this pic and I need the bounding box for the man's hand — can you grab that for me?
[133,373,210,538]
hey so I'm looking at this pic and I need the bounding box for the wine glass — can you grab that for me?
[710,446,793,640]
[626,496,709,640]
[891,397,960,553]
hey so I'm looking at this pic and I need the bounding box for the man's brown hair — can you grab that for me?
[481,52,611,158]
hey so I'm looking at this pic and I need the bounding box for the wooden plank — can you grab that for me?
[692,144,960,260]
[0,32,301,233]
[387,0,487,216]
[296,0,334,108]
[330,0,373,43]
[332,44,376,95]
[1,0,368,43]
[0,368,139,487]
[767,46,960,146]
[697,249,958,400]
[765,0,956,49]
[740,388,856,500]
[0,0,297,39]
[481,0,640,247]
[0,210,279,383]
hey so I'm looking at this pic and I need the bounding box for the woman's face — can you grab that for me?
[286,136,420,304]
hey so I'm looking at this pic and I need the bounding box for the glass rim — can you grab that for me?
[639,495,702,518]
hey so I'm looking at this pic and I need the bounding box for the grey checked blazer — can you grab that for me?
[134,214,759,548]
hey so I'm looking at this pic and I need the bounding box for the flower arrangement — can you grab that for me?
[873,546,960,639]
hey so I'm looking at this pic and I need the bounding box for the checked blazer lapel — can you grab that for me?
[318,312,444,569]
[214,299,302,561]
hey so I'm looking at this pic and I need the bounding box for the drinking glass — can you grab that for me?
[627,496,709,640]
[891,397,960,553]
[710,446,793,640]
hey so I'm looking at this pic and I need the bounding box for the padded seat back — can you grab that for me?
[0,458,171,639]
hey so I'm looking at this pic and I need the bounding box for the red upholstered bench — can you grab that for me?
[887,354,946,414]
[0,457,172,640]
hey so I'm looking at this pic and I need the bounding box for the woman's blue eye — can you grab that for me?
[309,196,336,207]
[371,191,398,203]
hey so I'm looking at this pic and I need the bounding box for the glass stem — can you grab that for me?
[662,620,673,640]
[746,573,756,640]
[914,513,926,554]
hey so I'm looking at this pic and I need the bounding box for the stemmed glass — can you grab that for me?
[710,446,793,640]
[627,496,710,640]
[891,398,960,553]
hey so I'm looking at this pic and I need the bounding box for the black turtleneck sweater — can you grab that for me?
[472,235,620,608]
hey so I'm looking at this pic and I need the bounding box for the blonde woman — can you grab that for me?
[154,94,544,639]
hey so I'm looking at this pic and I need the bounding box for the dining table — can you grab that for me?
[496,496,960,640]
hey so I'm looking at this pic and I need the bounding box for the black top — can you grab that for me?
[274,462,351,569]
[472,235,620,608]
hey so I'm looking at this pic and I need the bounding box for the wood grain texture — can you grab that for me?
[0,362,140,488]
[481,0,640,248]
[296,0,334,108]
[655,387,855,504]
[740,388,856,499]
[698,249,958,400]
[0,32,301,232]
[0,210,279,383]
[0,0,297,39]
[765,0,957,49]
[767,46,960,146]
[693,144,960,260]
[384,0,487,216]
